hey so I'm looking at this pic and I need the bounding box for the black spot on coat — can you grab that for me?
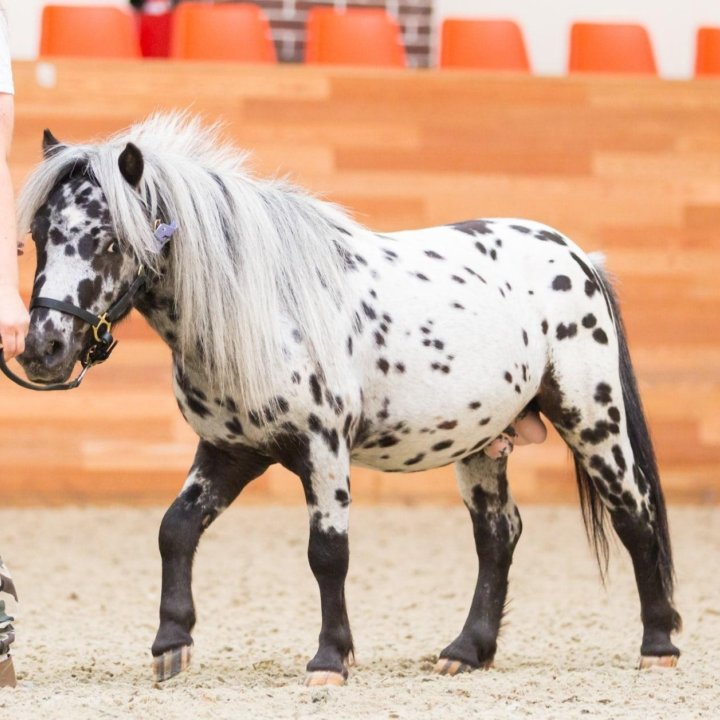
[451,220,494,236]
[594,383,612,404]
[535,229,566,245]
[556,323,578,340]
[361,301,376,320]
[552,275,572,291]
[378,435,399,447]
[309,375,323,405]
[581,420,618,445]
[432,440,454,451]
[77,276,102,307]
[225,417,244,436]
[186,395,211,419]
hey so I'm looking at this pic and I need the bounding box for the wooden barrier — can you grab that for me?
[3,60,719,505]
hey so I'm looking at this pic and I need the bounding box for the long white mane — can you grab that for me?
[18,113,363,411]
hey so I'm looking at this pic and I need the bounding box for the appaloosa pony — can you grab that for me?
[14,114,680,684]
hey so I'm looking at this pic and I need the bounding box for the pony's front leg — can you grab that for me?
[435,453,521,675]
[283,434,353,686]
[152,441,269,681]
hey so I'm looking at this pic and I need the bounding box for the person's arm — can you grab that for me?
[0,92,28,359]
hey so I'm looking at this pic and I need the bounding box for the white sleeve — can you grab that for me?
[0,10,14,96]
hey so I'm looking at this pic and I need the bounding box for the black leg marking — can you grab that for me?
[612,507,681,658]
[440,454,521,670]
[152,442,269,660]
[306,521,354,677]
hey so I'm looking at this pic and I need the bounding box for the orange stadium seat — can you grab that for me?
[695,27,720,76]
[568,22,657,75]
[439,19,530,72]
[170,2,276,63]
[305,7,406,67]
[40,5,141,59]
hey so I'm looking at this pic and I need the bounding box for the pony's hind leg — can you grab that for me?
[435,453,521,675]
[151,441,269,681]
[538,363,681,666]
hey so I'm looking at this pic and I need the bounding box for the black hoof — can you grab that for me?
[439,633,496,670]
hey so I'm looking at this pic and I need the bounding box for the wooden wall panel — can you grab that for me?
[3,60,719,505]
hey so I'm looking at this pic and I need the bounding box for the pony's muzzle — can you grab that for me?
[17,326,72,383]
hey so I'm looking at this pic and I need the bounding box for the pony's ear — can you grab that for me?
[42,128,63,158]
[118,142,144,188]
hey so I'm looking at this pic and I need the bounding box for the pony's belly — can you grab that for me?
[351,339,541,472]
[350,415,513,473]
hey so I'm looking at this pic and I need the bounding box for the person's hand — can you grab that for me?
[0,283,29,359]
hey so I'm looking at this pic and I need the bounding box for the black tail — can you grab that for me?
[575,266,675,600]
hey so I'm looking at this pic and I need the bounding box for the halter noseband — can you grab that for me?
[0,220,177,392]
[34,269,147,364]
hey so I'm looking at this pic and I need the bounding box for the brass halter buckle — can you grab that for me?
[92,313,113,344]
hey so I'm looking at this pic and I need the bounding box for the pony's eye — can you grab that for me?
[107,240,119,254]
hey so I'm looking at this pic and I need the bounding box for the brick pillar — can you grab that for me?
[216,0,434,67]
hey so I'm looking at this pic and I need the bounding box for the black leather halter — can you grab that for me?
[0,219,177,391]
[0,271,146,391]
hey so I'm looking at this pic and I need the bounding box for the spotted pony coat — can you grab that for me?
[18,128,681,682]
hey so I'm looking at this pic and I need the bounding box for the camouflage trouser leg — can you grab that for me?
[0,557,17,603]
[0,601,14,656]
[0,556,17,687]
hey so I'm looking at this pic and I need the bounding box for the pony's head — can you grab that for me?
[18,131,146,384]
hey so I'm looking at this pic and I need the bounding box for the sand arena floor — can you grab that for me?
[0,505,717,719]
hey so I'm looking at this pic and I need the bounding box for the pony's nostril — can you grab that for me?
[43,337,65,360]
